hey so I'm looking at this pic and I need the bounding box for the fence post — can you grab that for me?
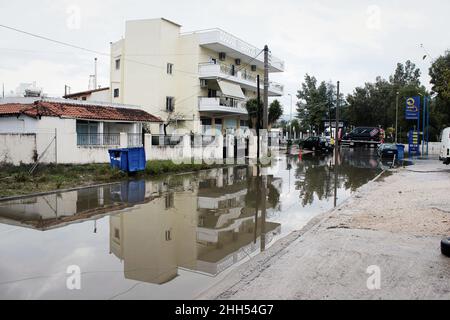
[182,134,191,163]
[144,134,152,160]
[119,132,127,148]
[226,133,234,161]
[217,134,224,160]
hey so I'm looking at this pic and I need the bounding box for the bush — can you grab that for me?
[14,172,30,183]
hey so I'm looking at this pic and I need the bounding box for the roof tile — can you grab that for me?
[0,101,162,122]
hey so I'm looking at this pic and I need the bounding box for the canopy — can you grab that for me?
[218,80,246,100]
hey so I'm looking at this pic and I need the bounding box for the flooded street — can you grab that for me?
[0,149,383,300]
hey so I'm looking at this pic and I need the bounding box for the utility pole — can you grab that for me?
[334,81,340,156]
[289,93,293,139]
[2,83,4,99]
[333,81,340,208]
[395,92,399,144]
[257,75,261,160]
[422,96,426,156]
[427,96,430,155]
[263,45,269,130]
[260,45,270,253]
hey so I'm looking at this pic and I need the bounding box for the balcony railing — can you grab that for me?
[198,62,284,95]
[77,133,120,147]
[198,97,248,115]
[188,28,285,72]
[127,133,143,147]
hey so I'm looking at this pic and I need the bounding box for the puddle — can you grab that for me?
[0,149,383,299]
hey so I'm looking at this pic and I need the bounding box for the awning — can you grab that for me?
[218,80,246,100]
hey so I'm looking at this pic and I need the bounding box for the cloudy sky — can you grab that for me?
[0,0,448,114]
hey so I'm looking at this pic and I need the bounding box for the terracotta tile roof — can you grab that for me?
[0,101,162,122]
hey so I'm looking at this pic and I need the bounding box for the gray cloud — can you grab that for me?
[0,0,448,113]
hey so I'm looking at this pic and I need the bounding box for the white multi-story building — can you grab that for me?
[110,18,284,135]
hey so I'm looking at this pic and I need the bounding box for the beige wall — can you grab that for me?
[111,19,200,133]
[110,18,267,134]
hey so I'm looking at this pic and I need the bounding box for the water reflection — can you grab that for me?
[292,149,381,207]
[0,150,382,296]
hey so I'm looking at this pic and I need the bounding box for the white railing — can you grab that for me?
[198,63,284,95]
[199,97,244,109]
[198,97,247,114]
[187,28,285,72]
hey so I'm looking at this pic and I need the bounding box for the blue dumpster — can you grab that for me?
[108,147,146,173]
[396,144,405,160]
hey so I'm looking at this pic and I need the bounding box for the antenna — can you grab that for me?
[94,57,98,89]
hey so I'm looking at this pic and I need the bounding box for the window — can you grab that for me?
[215,118,223,134]
[114,228,120,240]
[201,118,212,134]
[231,64,236,76]
[208,89,217,98]
[115,58,121,70]
[167,63,174,75]
[76,120,100,146]
[165,193,174,209]
[82,97,87,101]
[165,230,172,241]
[166,96,175,112]
[114,88,120,98]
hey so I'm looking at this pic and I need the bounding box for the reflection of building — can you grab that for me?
[0,181,148,231]
[107,166,282,283]
[0,166,282,286]
[110,189,198,284]
[194,167,281,274]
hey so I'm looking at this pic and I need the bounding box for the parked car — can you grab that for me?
[377,143,398,159]
[440,127,450,165]
[300,136,333,153]
[343,127,384,142]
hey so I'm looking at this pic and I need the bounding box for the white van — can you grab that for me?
[440,128,450,165]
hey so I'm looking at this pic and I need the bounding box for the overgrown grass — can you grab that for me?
[144,160,218,176]
[0,160,225,198]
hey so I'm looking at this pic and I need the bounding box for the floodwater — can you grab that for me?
[0,149,383,300]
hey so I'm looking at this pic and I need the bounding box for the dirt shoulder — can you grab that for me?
[199,159,450,300]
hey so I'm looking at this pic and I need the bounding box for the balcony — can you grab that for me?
[198,97,248,115]
[186,28,285,72]
[198,63,284,96]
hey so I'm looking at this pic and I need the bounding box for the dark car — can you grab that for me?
[377,143,398,158]
[300,136,333,153]
[343,127,383,142]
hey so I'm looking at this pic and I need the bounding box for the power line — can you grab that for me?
[0,24,105,56]
[0,23,199,78]
[0,23,268,116]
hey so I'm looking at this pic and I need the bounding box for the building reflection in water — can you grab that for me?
[109,166,282,284]
[0,149,381,286]
[0,166,281,285]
